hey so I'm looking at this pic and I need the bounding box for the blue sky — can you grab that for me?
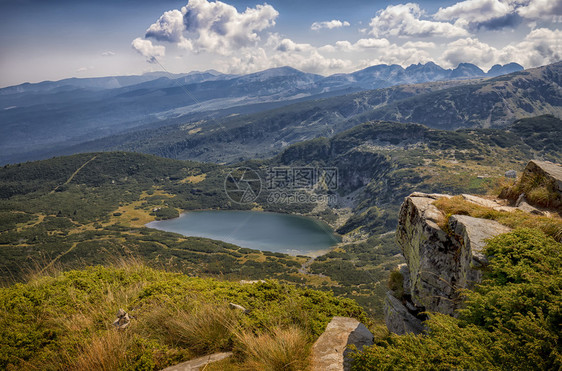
[0,0,560,87]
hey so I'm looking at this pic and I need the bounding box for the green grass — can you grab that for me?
[433,196,562,242]
[351,229,562,370]
[0,261,368,370]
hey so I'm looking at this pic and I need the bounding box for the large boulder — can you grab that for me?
[525,160,562,195]
[395,193,457,315]
[387,192,512,334]
[311,317,374,371]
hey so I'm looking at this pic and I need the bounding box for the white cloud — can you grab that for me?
[440,28,562,69]
[441,37,499,67]
[517,0,562,21]
[131,38,166,63]
[311,20,351,31]
[402,41,436,48]
[322,38,390,52]
[434,0,513,24]
[369,3,469,38]
[275,38,313,52]
[101,51,115,57]
[145,9,185,43]
[141,0,278,55]
[500,28,562,66]
[131,0,559,75]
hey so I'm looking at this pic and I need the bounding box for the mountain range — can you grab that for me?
[43,61,560,165]
[0,62,524,164]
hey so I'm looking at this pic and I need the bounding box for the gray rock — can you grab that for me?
[112,308,130,329]
[525,160,562,194]
[384,292,425,335]
[515,194,545,215]
[394,193,512,320]
[228,302,248,313]
[396,193,458,315]
[505,170,517,178]
[160,352,233,371]
[398,263,410,294]
[448,215,511,284]
[311,317,374,371]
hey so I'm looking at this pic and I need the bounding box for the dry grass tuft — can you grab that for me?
[142,302,239,356]
[235,326,311,371]
[434,196,562,242]
[64,329,131,371]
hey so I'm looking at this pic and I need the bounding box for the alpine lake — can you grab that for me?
[146,210,341,256]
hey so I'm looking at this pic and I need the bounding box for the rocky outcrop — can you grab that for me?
[524,160,562,195]
[311,317,374,371]
[386,192,511,334]
[384,292,426,335]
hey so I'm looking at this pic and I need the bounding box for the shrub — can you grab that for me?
[351,229,562,370]
[235,326,311,371]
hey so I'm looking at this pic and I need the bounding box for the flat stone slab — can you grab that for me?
[449,215,511,263]
[160,352,232,371]
[311,317,374,371]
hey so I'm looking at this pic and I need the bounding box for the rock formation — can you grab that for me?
[524,160,562,195]
[386,192,511,334]
[311,317,374,371]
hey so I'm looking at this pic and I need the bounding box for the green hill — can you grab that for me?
[1,115,560,318]
[0,262,366,370]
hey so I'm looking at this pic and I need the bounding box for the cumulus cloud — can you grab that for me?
[435,0,562,28]
[435,0,512,23]
[442,37,499,67]
[311,20,351,31]
[101,51,115,57]
[440,28,562,69]
[501,28,562,66]
[320,38,390,52]
[131,0,559,74]
[517,0,562,21]
[131,38,166,63]
[145,9,185,42]
[275,38,313,52]
[369,3,469,38]
[143,0,278,55]
[402,41,436,48]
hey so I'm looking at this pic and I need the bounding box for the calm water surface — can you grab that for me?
[146,210,340,255]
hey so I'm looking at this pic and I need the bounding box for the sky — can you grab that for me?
[0,0,560,87]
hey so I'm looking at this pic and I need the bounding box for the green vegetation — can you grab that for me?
[351,229,562,370]
[0,262,367,370]
[501,166,562,210]
[433,195,562,242]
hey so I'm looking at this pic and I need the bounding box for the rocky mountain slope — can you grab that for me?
[0,62,526,165]
[71,62,561,164]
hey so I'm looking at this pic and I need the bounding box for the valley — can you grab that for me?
[0,61,561,370]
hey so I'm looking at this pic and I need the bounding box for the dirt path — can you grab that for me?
[51,154,98,194]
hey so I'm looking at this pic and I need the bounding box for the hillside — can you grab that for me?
[0,263,367,370]
[352,160,562,370]
[1,115,560,318]
[77,62,561,164]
